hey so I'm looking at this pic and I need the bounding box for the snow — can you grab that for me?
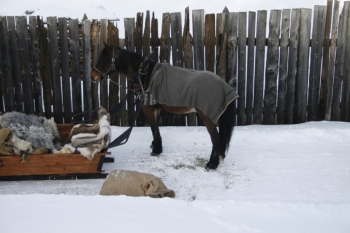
[1,0,350,232]
[1,122,350,232]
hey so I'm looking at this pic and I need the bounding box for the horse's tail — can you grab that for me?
[219,101,235,158]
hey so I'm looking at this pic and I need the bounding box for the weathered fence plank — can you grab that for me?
[68,18,82,123]
[341,2,350,121]
[143,11,151,57]
[151,12,159,62]
[237,12,247,126]
[308,6,327,122]
[263,10,281,125]
[331,4,346,121]
[285,9,300,124]
[47,17,63,123]
[29,16,43,116]
[0,16,15,112]
[8,16,22,112]
[225,12,238,88]
[325,0,340,120]
[58,17,72,123]
[192,10,205,71]
[246,12,256,125]
[100,19,108,110]
[205,14,215,72]
[82,20,93,121]
[91,19,100,120]
[294,9,311,124]
[277,9,290,124]
[253,10,267,124]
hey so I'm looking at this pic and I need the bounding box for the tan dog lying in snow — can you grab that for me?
[57,106,111,160]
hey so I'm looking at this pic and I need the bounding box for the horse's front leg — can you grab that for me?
[142,105,162,156]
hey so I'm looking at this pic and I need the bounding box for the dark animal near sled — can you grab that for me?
[91,45,238,170]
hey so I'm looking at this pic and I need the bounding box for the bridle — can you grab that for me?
[92,47,116,81]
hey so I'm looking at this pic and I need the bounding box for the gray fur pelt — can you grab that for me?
[0,112,61,152]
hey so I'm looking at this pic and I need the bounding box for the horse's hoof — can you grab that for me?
[205,161,219,170]
[150,152,158,156]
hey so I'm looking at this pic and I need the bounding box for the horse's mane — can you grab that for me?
[115,47,144,72]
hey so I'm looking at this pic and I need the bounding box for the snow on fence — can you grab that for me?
[0,0,349,126]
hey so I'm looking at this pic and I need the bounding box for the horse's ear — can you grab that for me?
[104,42,108,48]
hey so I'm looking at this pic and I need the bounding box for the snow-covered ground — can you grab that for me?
[1,122,350,232]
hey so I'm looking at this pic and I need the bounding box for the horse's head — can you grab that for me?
[91,43,121,82]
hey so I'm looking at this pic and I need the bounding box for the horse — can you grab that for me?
[91,44,238,170]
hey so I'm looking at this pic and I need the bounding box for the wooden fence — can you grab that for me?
[0,0,349,126]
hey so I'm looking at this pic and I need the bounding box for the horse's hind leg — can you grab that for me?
[196,109,221,170]
[142,105,162,156]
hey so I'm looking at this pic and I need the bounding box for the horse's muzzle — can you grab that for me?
[91,70,101,82]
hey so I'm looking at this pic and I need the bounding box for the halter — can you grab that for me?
[93,47,116,80]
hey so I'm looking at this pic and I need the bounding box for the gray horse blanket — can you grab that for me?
[145,63,238,124]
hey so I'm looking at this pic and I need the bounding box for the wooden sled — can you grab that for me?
[0,124,114,181]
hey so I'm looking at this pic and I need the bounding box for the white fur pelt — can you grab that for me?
[0,112,61,153]
[60,107,111,160]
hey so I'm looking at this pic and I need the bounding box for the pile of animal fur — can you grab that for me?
[56,106,111,160]
[0,112,61,161]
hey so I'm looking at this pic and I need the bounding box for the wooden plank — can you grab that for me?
[331,4,346,121]
[183,7,196,126]
[0,16,3,113]
[135,12,146,127]
[216,13,226,80]
[124,18,136,126]
[326,0,340,120]
[81,20,93,122]
[263,10,281,125]
[246,12,256,125]
[69,19,83,123]
[294,8,311,124]
[0,16,15,112]
[277,9,290,124]
[28,16,43,116]
[91,20,100,120]
[151,12,159,62]
[319,0,335,120]
[100,19,108,110]
[170,12,186,126]
[143,11,151,57]
[192,9,205,71]
[225,12,238,87]
[37,17,52,119]
[253,10,267,124]
[341,2,350,121]
[205,14,215,73]
[7,16,23,112]
[16,16,34,114]
[285,9,300,124]
[58,18,72,123]
[237,12,247,126]
[47,17,63,123]
[308,6,327,121]
[107,20,120,126]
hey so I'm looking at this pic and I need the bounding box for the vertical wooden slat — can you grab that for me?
[0,16,4,113]
[341,2,350,121]
[107,20,120,126]
[8,16,23,112]
[81,20,92,121]
[319,0,335,120]
[308,6,327,121]
[277,9,290,124]
[326,0,340,120]
[205,14,215,73]
[246,12,256,125]
[253,10,267,124]
[0,16,15,112]
[143,11,151,57]
[294,8,312,124]
[68,18,82,123]
[58,18,72,123]
[100,19,108,110]
[183,7,196,126]
[124,18,136,126]
[170,12,186,126]
[285,9,300,124]
[225,12,238,87]
[91,19,100,120]
[192,9,205,71]
[151,12,159,62]
[37,16,52,119]
[263,10,281,125]
[28,16,43,116]
[331,4,346,121]
[47,17,63,123]
[237,12,247,126]
[216,13,227,80]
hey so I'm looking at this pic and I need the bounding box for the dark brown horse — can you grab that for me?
[91,44,238,170]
